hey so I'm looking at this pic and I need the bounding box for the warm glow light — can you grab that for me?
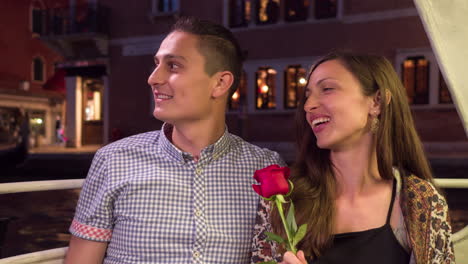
[232,91,239,100]
[245,0,251,21]
[418,59,428,66]
[31,118,43,125]
[404,60,415,67]
[299,77,307,85]
[261,85,269,93]
[93,91,101,120]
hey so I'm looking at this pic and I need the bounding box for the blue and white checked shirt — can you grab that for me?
[70,124,285,263]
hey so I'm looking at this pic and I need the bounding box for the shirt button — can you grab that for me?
[195,168,202,175]
[195,209,201,217]
[193,251,200,258]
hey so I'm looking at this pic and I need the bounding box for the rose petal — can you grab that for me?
[253,165,290,198]
[283,167,291,178]
[252,184,263,197]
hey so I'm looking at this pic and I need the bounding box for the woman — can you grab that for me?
[251,51,455,264]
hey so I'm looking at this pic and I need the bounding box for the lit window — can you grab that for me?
[285,0,309,22]
[315,0,337,19]
[33,57,45,82]
[83,79,103,121]
[402,56,429,104]
[256,67,277,109]
[229,71,247,110]
[284,65,307,109]
[257,0,280,25]
[229,0,252,27]
[29,110,46,136]
[439,71,453,104]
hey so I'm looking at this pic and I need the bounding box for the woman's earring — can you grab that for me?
[371,111,379,133]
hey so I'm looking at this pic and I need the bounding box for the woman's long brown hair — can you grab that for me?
[270,51,434,258]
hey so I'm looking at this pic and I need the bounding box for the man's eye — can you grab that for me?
[168,62,179,70]
[323,87,333,91]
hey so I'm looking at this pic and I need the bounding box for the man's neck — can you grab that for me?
[170,116,226,159]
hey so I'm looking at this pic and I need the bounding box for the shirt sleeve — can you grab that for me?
[275,151,287,168]
[251,198,282,264]
[69,149,114,242]
[428,189,456,264]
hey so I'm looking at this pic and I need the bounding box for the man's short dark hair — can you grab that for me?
[171,16,243,98]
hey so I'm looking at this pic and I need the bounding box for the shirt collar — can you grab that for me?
[158,123,232,164]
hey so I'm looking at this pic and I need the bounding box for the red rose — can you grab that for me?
[252,165,290,199]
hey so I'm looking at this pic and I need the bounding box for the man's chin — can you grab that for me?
[153,112,169,123]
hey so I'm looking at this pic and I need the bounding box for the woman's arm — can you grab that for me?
[251,199,281,264]
[428,192,456,263]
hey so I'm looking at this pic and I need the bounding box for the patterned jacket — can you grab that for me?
[401,174,455,263]
[251,173,456,264]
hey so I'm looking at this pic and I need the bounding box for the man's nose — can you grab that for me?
[148,66,165,87]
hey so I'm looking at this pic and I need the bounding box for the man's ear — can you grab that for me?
[211,71,234,98]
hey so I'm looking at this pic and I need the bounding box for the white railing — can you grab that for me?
[0,180,83,264]
[0,180,84,195]
[0,248,67,264]
[0,178,467,263]
[434,178,468,189]
[0,178,465,194]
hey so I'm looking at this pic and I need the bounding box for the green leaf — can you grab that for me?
[276,194,287,204]
[257,261,278,264]
[285,180,294,196]
[292,224,308,247]
[265,231,285,244]
[286,202,298,233]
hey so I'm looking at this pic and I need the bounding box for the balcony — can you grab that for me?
[37,4,110,61]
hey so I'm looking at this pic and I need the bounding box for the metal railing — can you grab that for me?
[1,178,466,195]
[0,180,84,195]
[35,4,109,36]
[0,247,67,264]
[0,178,467,263]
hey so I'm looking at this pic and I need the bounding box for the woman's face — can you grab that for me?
[304,59,375,151]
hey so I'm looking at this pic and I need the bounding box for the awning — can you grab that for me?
[43,69,66,94]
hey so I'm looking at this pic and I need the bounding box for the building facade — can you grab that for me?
[0,0,66,147]
[3,0,466,157]
[104,0,467,162]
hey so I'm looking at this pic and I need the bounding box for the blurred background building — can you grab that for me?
[0,0,108,152]
[106,0,468,164]
[2,0,467,159]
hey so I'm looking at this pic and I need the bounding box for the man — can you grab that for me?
[65,17,284,264]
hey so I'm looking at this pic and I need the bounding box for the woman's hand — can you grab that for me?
[280,250,308,264]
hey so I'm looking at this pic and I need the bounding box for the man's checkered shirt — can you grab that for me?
[70,125,284,263]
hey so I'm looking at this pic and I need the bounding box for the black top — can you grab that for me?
[309,179,410,264]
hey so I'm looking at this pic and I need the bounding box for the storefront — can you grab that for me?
[0,92,64,147]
